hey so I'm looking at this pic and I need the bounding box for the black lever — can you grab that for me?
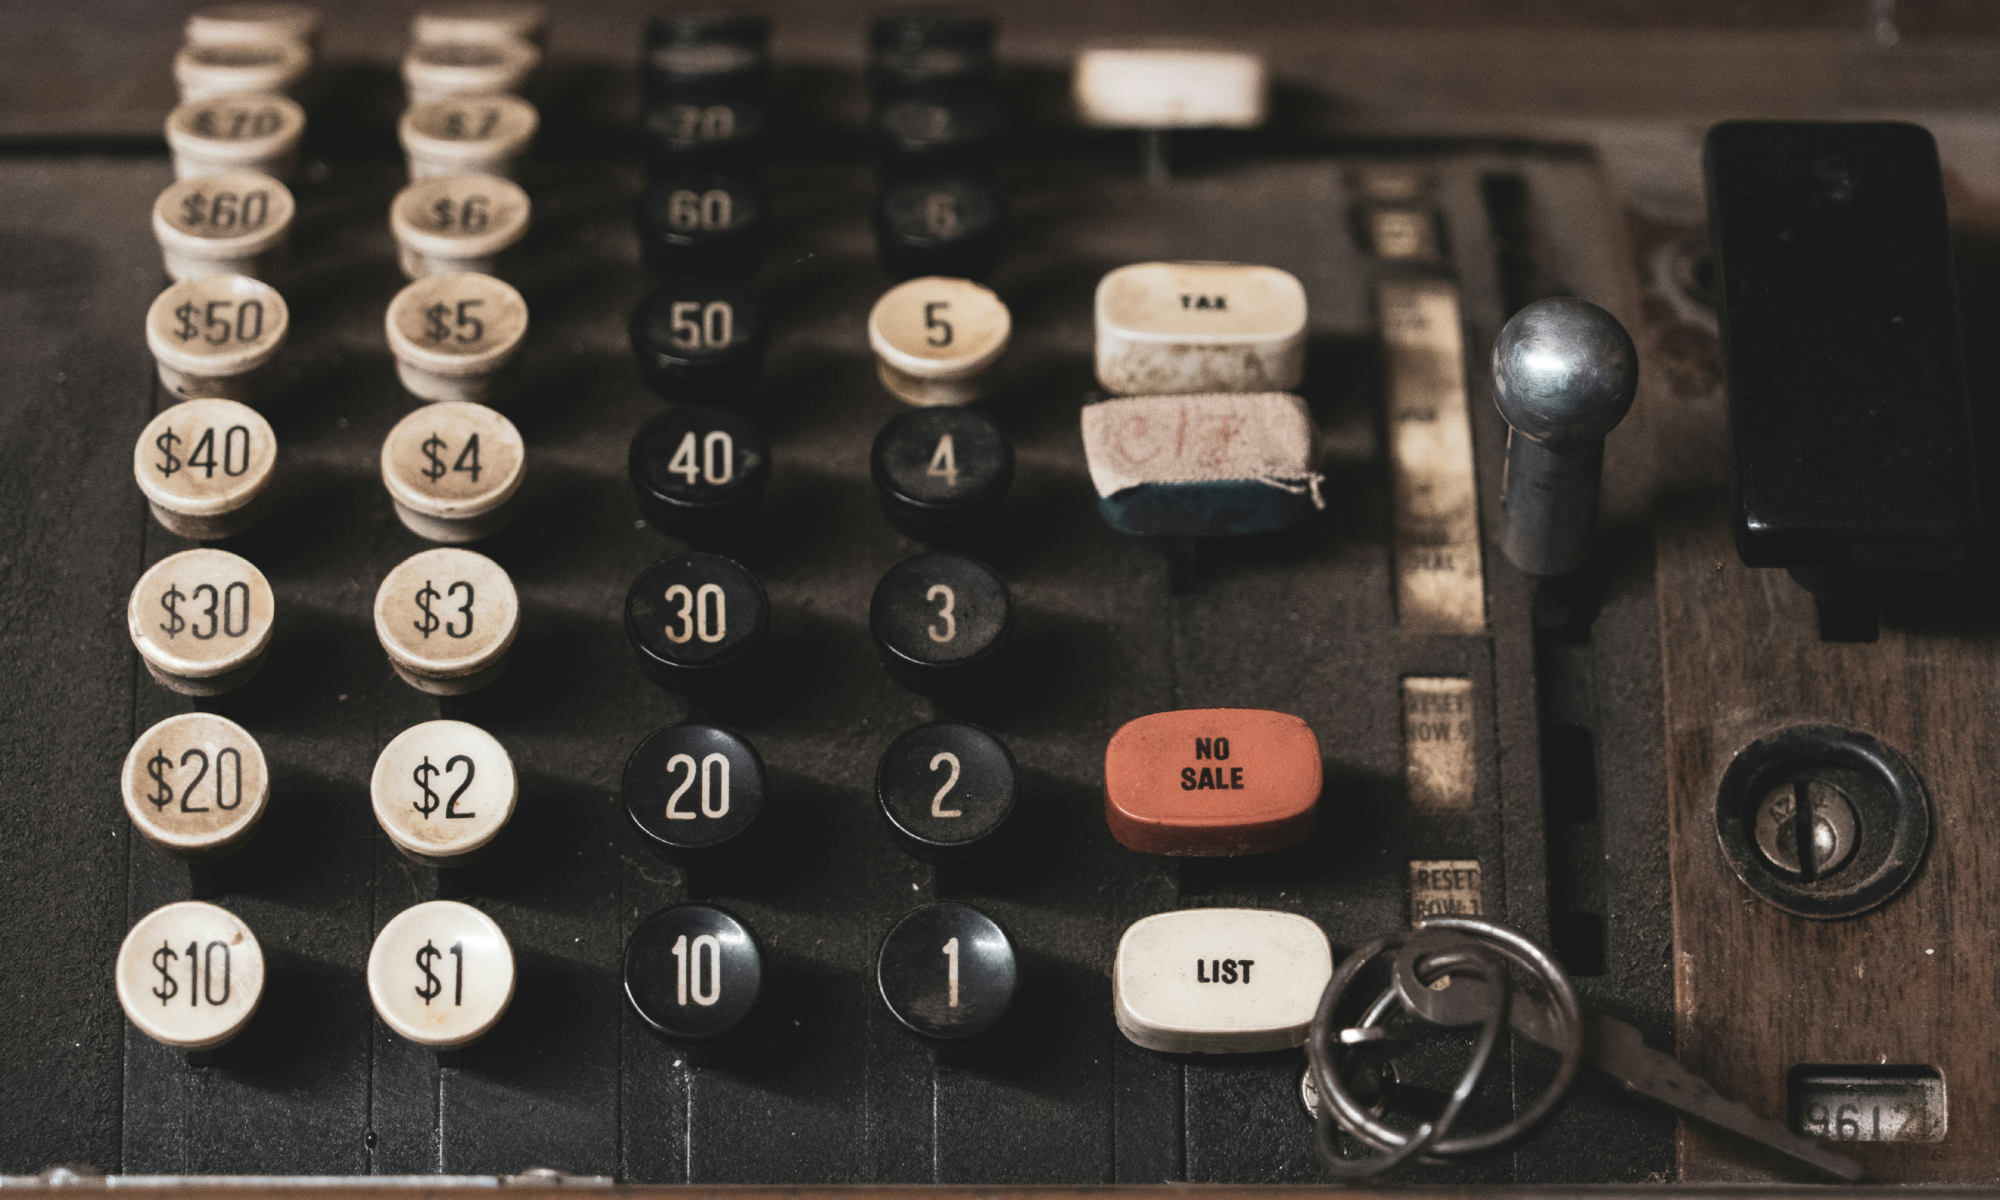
[1705,121,1976,583]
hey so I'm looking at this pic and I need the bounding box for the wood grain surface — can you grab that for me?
[1638,200,2000,1181]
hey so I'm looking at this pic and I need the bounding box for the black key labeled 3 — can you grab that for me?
[870,551,1012,696]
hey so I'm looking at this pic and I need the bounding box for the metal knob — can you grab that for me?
[1490,297,1638,576]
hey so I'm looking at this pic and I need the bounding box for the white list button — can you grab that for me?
[1113,908,1332,1053]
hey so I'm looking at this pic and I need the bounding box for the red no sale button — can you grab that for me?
[1104,708,1322,855]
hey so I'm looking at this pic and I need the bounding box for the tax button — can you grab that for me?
[1104,708,1321,856]
[1113,908,1332,1053]
[1095,262,1305,395]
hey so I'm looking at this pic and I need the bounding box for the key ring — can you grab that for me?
[1305,916,1585,1177]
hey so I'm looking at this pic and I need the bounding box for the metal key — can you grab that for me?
[1395,930,1861,1182]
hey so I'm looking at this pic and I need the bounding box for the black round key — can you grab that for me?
[871,407,1013,542]
[876,721,1018,861]
[629,405,770,539]
[626,551,769,691]
[874,88,1001,173]
[873,173,1006,281]
[636,173,771,280]
[641,96,769,173]
[625,902,764,1042]
[624,722,768,863]
[630,277,768,400]
[869,13,996,97]
[869,551,1011,696]
[643,13,771,100]
[876,901,1017,1041]
[646,11,770,50]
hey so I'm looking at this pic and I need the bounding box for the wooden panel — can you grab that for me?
[1638,210,2000,1182]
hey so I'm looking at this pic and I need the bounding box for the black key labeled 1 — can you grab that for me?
[877,901,1017,1041]
[625,903,765,1042]
[876,721,1018,861]
[870,551,1012,696]
[624,722,769,864]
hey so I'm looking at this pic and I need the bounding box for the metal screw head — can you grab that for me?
[1490,297,1638,450]
[1753,779,1859,880]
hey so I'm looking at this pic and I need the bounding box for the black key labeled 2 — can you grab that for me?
[876,721,1018,861]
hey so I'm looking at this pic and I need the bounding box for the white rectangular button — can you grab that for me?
[1073,49,1266,130]
[1095,262,1306,396]
[1114,908,1332,1053]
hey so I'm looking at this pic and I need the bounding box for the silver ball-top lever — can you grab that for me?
[1491,297,1638,576]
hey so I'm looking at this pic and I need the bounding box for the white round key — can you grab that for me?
[390,172,531,280]
[1113,908,1333,1054]
[1094,262,1307,396]
[380,400,526,541]
[413,4,547,48]
[368,900,515,1047]
[122,713,271,861]
[399,94,539,181]
[384,273,529,403]
[117,901,266,1049]
[1073,49,1267,130]
[186,4,323,51]
[373,547,519,693]
[153,171,295,282]
[134,399,278,540]
[129,548,275,695]
[370,720,517,864]
[401,37,541,108]
[146,274,289,403]
[867,276,1011,407]
[174,38,312,104]
[166,93,307,182]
